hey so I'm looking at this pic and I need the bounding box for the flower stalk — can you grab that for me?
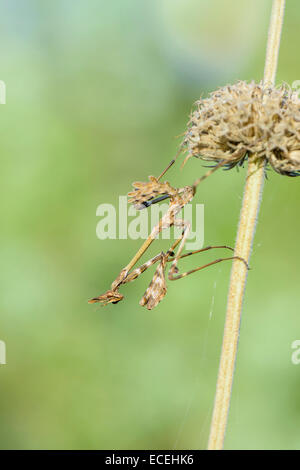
[207,0,286,450]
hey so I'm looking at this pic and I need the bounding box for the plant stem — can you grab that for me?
[207,0,286,450]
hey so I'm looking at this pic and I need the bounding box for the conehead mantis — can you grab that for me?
[89,156,248,310]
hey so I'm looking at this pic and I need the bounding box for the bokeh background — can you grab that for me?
[1,0,300,450]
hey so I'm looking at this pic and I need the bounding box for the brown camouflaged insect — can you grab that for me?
[89,159,248,310]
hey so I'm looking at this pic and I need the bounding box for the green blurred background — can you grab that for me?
[1,0,300,450]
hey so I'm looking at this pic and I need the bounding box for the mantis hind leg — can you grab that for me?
[167,246,248,281]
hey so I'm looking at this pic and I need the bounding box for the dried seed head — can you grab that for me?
[184,81,300,176]
[88,289,124,306]
[128,176,176,209]
[139,254,167,310]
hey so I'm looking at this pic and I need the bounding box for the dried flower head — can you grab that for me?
[183,80,300,176]
[139,254,167,310]
[128,176,176,209]
[88,289,124,306]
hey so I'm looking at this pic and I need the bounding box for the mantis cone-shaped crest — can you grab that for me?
[128,176,177,209]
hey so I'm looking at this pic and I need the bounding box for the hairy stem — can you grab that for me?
[207,0,286,450]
